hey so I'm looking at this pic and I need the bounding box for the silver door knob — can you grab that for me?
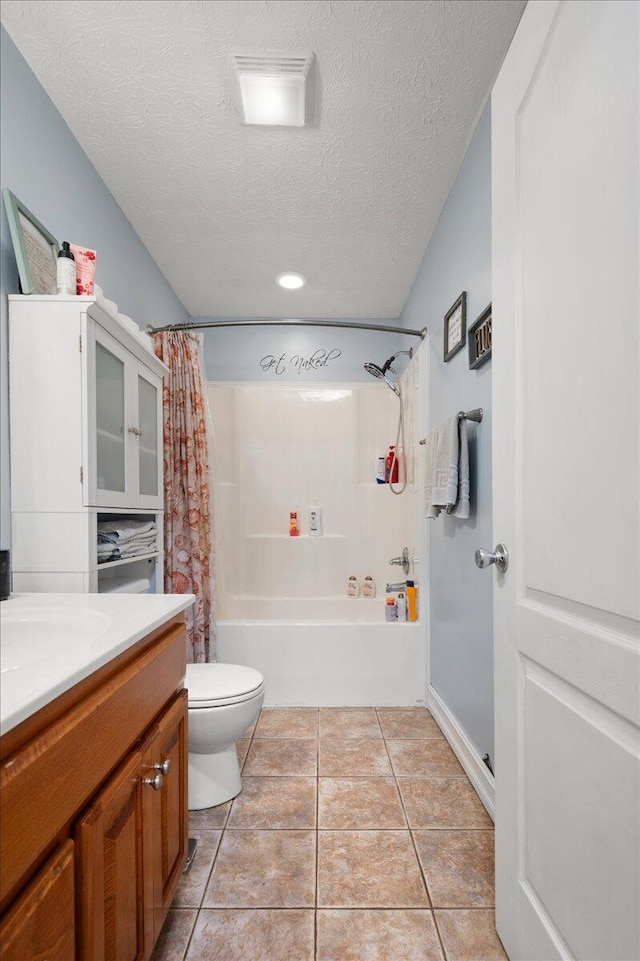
[475,543,509,573]
[154,759,171,776]
[143,772,164,791]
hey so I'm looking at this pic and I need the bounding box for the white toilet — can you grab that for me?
[186,662,265,810]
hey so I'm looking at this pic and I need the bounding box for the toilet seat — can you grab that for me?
[186,663,265,708]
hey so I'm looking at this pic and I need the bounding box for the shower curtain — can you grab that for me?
[153,330,216,662]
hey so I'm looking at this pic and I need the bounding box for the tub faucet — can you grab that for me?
[386,581,407,593]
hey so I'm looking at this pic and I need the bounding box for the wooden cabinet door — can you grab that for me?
[0,841,75,961]
[143,691,188,940]
[75,750,148,961]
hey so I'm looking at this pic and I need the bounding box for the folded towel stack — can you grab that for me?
[424,415,470,519]
[97,519,158,563]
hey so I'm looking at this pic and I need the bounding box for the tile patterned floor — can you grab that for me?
[151,707,508,961]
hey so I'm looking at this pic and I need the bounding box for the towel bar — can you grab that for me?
[419,407,483,444]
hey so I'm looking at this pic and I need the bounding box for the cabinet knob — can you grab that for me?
[143,772,164,791]
[154,759,171,776]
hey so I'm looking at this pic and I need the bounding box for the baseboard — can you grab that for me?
[427,684,495,821]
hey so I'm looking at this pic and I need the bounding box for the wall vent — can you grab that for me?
[229,51,315,127]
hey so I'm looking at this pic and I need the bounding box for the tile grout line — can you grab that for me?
[376,707,451,961]
[180,712,260,959]
[314,708,319,961]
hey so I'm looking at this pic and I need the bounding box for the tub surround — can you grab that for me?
[0,592,194,735]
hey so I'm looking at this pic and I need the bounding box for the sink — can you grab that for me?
[0,607,112,673]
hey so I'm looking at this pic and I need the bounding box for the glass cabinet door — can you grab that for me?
[137,371,160,501]
[95,340,127,495]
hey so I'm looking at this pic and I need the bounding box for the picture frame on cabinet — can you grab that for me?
[2,188,59,295]
[443,291,466,362]
[468,303,492,370]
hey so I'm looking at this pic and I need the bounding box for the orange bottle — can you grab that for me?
[406,580,417,621]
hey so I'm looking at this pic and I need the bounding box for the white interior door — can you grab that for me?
[491,2,639,959]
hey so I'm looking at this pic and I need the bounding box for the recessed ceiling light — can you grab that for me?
[230,52,315,127]
[276,272,307,290]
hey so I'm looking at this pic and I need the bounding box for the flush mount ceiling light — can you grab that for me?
[230,52,315,127]
[276,272,307,290]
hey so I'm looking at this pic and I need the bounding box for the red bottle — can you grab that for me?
[385,445,399,484]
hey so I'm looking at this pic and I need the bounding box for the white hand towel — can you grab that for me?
[424,415,471,519]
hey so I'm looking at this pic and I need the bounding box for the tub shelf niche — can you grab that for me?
[245,534,348,540]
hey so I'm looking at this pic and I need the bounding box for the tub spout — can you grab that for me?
[386,581,407,593]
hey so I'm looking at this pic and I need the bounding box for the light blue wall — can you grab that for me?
[0,27,189,548]
[401,104,494,763]
[200,320,420,383]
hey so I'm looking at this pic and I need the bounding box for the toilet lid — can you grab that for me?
[186,663,264,704]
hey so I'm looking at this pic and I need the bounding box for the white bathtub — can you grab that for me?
[216,596,427,706]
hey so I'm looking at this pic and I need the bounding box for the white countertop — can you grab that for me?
[0,593,195,737]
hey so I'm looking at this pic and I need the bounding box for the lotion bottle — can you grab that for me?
[57,241,76,295]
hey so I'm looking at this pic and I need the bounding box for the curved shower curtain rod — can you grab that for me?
[147,318,428,339]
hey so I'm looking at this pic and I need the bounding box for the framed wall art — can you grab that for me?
[468,303,492,370]
[443,291,466,362]
[2,188,59,295]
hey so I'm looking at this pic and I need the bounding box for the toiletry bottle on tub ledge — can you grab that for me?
[396,592,407,622]
[406,580,417,621]
[347,576,360,598]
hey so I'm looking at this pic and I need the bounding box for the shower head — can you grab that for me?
[363,360,400,395]
[364,346,413,395]
[363,362,385,379]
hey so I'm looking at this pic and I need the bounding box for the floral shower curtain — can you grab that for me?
[153,330,215,662]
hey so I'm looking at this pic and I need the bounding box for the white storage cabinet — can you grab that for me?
[9,295,167,593]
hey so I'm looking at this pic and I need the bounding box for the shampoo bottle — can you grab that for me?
[385,596,397,621]
[362,575,376,598]
[347,575,360,598]
[289,510,300,536]
[309,504,322,536]
[57,241,76,295]
[375,456,386,484]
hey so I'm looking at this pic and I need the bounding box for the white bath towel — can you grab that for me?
[424,415,470,519]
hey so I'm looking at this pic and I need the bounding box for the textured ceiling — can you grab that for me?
[1,0,525,319]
